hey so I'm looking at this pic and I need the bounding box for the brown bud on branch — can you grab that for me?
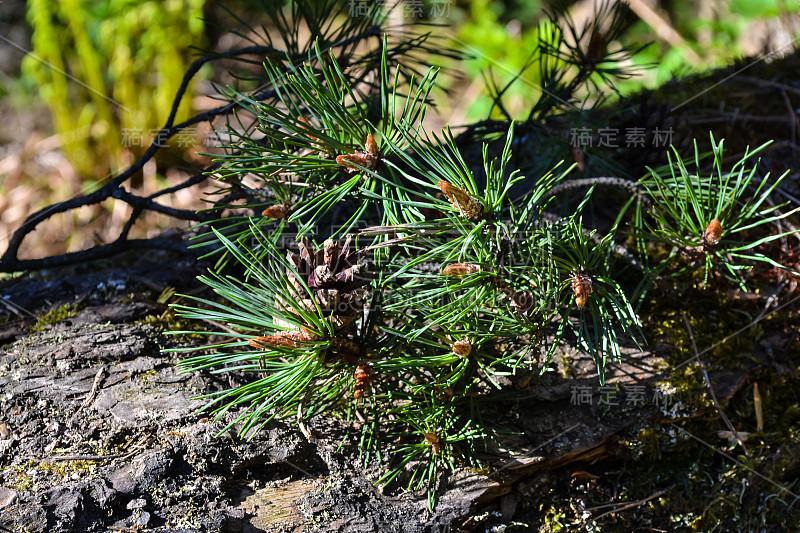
[452,339,472,357]
[336,134,379,172]
[262,204,292,219]
[437,180,483,220]
[441,263,480,277]
[249,329,314,349]
[704,218,722,246]
[353,364,372,399]
[572,272,593,308]
[424,431,441,455]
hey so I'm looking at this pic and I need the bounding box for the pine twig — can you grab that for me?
[587,484,675,522]
[543,176,651,205]
[681,312,749,458]
[80,365,107,409]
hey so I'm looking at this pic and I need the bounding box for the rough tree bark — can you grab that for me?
[0,251,753,532]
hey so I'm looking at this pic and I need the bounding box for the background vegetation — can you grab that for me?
[23,0,206,177]
[2,0,798,259]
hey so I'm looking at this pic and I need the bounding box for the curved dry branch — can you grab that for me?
[0,27,386,273]
[543,176,650,205]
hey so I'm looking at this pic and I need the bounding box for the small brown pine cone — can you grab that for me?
[336,152,377,171]
[569,145,585,172]
[424,431,441,455]
[283,235,370,331]
[336,134,379,172]
[365,133,378,156]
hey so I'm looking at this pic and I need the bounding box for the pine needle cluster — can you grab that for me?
[169,1,799,507]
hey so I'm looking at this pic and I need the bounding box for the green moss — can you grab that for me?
[137,310,205,344]
[29,302,80,332]
[558,352,573,379]
[640,278,760,368]
[0,458,95,493]
[2,462,36,491]
[39,459,96,477]
[138,368,157,391]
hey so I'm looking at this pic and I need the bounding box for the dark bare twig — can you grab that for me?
[111,188,210,221]
[586,484,675,522]
[2,238,193,272]
[49,448,141,463]
[0,45,283,273]
[543,176,650,205]
[79,365,107,410]
[0,27,386,273]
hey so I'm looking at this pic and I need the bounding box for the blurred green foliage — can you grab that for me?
[15,0,800,174]
[23,0,205,178]
[453,0,544,120]
[448,0,800,119]
[610,0,800,90]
